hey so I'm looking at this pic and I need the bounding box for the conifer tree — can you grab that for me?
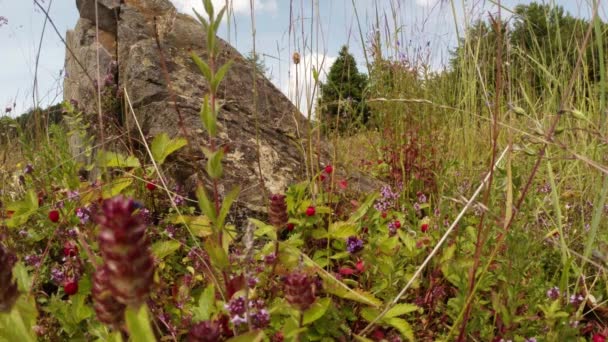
[318,46,368,132]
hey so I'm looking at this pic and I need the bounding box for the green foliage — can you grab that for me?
[125,306,156,342]
[318,46,369,132]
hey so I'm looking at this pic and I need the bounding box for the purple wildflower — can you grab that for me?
[165,225,177,238]
[264,253,276,265]
[374,185,399,212]
[225,296,246,316]
[67,191,79,201]
[247,277,259,288]
[76,207,90,224]
[50,268,65,284]
[251,309,270,329]
[546,286,560,300]
[418,193,427,203]
[24,164,33,175]
[24,254,42,267]
[346,236,364,254]
[569,293,584,306]
[524,338,537,342]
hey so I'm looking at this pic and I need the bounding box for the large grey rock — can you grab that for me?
[64,0,315,211]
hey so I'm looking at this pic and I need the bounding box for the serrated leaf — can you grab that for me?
[101,177,133,198]
[328,222,357,239]
[5,190,39,228]
[217,186,239,230]
[150,133,187,165]
[385,303,419,318]
[226,331,265,342]
[0,296,37,342]
[250,218,277,240]
[97,150,140,168]
[348,193,378,224]
[124,306,156,342]
[385,317,414,341]
[12,262,32,292]
[192,284,215,321]
[319,273,381,307]
[361,308,381,326]
[302,297,331,325]
[151,240,181,260]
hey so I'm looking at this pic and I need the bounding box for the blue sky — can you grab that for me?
[0,0,600,116]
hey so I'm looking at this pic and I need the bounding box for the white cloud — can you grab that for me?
[170,0,277,16]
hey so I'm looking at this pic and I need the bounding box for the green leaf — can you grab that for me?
[385,303,419,318]
[151,240,181,260]
[319,273,381,307]
[199,95,217,137]
[150,133,187,165]
[101,177,133,198]
[125,306,156,342]
[207,22,216,58]
[213,6,227,32]
[192,9,209,30]
[192,284,215,321]
[97,150,140,168]
[302,297,331,325]
[196,185,217,226]
[250,218,277,240]
[12,262,32,292]
[385,317,414,341]
[0,297,37,342]
[191,52,212,81]
[226,331,265,342]
[211,60,233,93]
[204,239,229,270]
[203,0,214,19]
[348,193,378,224]
[5,190,39,228]
[217,186,240,230]
[206,150,224,180]
[328,222,357,239]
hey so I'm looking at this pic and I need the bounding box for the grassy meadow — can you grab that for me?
[1,0,608,341]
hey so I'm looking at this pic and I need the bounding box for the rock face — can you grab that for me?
[64,0,313,212]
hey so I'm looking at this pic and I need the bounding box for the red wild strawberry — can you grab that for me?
[355,259,365,273]
[421,223,429,233]
[319,174,326,182]
[394,220,401,229]
[286,223,295,231]
[381,211,387,219]
[146,182,156,191]
[593,334,607,342]
[64,279,78,296]
[48,210,60,223]
[305,206,316,217]
[338,179,348,189]
[338,267,355,276]
[372,328,386,341]
[324,165,333,174]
